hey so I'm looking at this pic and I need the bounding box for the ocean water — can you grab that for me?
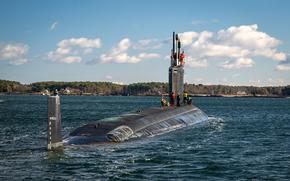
[0,95,289,180]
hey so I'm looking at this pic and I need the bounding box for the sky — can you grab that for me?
[0,0,290,86]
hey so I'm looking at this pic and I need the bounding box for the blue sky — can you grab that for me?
[0,0,290,86]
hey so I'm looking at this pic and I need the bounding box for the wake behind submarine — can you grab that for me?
[47,32,208,151]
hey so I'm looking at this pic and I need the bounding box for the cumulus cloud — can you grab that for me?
[58,38,101,50]
[50,21,58,31]
[217,25,280,49]
[181,24,286,69]
[221,58,254,69]
[138,53,160,59]
[275,55,290,71]
[186,57,208,68]
[0,43,29,65]
[46,37,101,63]
[100,38,160,64]
[275,64,290,71]
[179,32,199,46]
[59,56,82,63]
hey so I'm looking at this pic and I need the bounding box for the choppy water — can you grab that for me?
[0,95,290,180]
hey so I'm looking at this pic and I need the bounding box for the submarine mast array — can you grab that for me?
[169,32,184,106]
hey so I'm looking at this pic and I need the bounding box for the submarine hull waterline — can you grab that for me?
[63,105,208,146]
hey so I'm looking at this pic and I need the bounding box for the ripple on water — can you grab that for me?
[1,96,290,180]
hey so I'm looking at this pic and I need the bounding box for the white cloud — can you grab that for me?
[138,53,160,59]
[0,43,29,65]
[275,55,290,71]
[186,57,208,68]
[111,38,131,55]
[58,38,101,49]
[179,32,199,46]
[181,24,286,69]
[198,44,250,58]
[275,64,290,71]
[221,58,254,69]
[50,21,58,31]
[217,25,280,49]
[46,37,101,63]
[59,56,82,63]
[100,38,160,64]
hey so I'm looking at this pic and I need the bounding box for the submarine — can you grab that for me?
[47,32,208,151]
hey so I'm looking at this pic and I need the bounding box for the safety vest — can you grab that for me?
[180,53,185,59]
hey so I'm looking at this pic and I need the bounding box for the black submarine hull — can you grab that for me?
[63,105,208,145]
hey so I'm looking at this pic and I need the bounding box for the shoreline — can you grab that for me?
[0,92,288,99]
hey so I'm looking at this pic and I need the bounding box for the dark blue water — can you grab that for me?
[0,95,290,180]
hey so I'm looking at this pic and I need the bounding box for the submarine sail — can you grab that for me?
[46,32,208,150]
[169,32,184,105]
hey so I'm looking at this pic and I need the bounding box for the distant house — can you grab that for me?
[64,88,71,94]
[42,89,50,95]
[236,91,247,96]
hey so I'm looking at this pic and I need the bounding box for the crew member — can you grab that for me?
[183,91,188,104]
[177,95,180,107]
[160,98,167,107]
[179,51,185,65]
[160,98,165,107]
[187,97,192,105]
[170,92,175,106]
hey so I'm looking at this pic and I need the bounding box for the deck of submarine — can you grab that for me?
[68,105,194,137]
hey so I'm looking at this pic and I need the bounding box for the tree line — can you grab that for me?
[1,79,290,97]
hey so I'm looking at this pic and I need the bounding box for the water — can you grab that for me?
[0,95,290,180]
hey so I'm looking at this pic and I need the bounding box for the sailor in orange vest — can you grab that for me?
[170,92,176,106]
[179,51,185,65]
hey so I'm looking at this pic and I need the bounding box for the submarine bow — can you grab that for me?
[62,105,208,145]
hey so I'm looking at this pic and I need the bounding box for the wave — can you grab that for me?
[207,116,226,133]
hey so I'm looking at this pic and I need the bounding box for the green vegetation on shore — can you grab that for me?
[1,79,290,97]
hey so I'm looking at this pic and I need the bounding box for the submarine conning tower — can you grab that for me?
[169,32,185,106]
